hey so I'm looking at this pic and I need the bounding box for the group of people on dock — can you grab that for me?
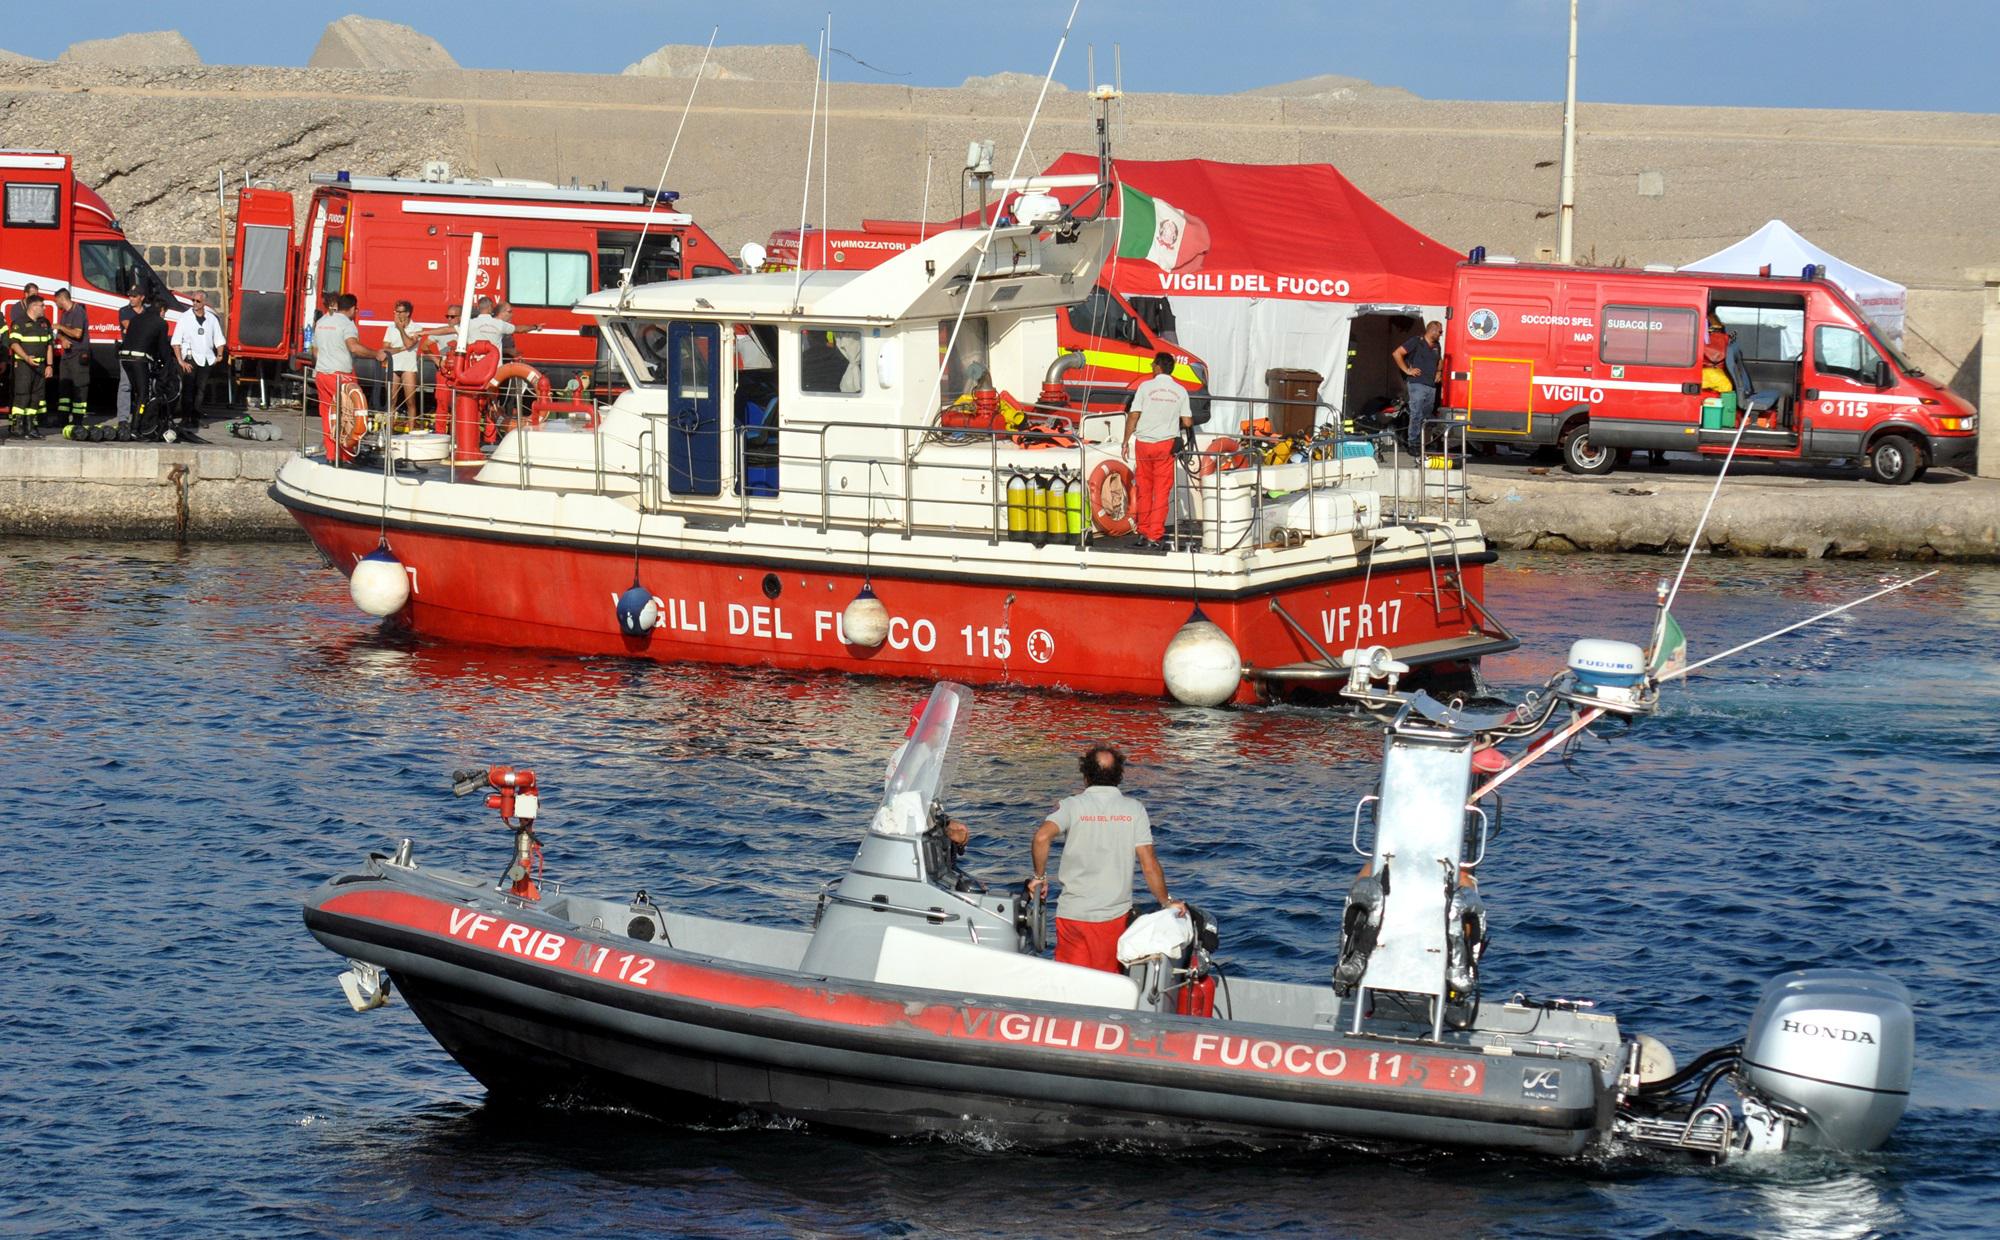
[2,280,229,442]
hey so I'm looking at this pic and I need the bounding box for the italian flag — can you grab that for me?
[1117,184,1192,270]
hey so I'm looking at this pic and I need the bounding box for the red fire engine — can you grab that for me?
[1443,254,1976,483]
[228,170,737,397]
[1,149,184,409]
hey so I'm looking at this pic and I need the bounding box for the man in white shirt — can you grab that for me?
[1120,351,1192,548]
[170,291,227,428]
[312,293,381,461]
[465,300,541,355]
[1029,746,1181,974]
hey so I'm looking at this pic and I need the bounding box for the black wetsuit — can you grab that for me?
[120,308,174,439]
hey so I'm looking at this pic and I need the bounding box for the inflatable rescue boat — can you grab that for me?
[305,639,1914,1159]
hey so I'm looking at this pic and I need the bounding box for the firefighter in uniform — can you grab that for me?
[9,294,55,439]
[120,294,175,441]
[51,287,90,429]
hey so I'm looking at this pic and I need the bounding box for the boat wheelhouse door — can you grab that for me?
[666,321,723,496]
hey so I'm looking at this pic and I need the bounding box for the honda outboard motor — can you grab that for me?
[1737,968,1913,1151]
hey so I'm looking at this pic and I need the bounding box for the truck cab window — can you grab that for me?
[1065,287,1142,346]
[597,229,682,290]
[1814,326,1885,382]
[78,239,167,299]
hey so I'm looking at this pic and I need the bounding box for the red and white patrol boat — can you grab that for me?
[272,214,1511,703]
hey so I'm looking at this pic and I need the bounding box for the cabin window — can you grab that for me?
[602,317,671,386]
[1599,304,1697,367]
[508,249,590,307]
[692,265,733,280]
[77,239,166,299]
[597,229,681,289]
[4,183,59,229]
[800,327,863,395]
[1813,326,1884,382]
[322,239,346,298]
[937,318,990,403]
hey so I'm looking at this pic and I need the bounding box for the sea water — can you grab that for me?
[2,541,1995,1237]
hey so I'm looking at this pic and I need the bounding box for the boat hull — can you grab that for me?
[306,880,1608,1154]
[279,492,1506,703]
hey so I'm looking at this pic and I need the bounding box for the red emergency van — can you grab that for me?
[1442,255,1976,483]
[230,171,737,395]
[766,219,1207,412]
[1,150,183,409]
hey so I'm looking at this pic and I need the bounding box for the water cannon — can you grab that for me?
[453,766,544,898]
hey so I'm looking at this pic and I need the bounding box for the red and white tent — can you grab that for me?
[1017,155,1462,400]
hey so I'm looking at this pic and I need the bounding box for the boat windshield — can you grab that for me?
[879,683,973,831]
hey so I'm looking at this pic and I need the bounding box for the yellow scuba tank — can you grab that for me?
[1006,469,1029,542]
[1028,470,1050,546]
[1063,466,1085,541]
[1044,470,1068,546]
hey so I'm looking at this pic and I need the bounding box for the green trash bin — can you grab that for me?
[1700,392,1739,429]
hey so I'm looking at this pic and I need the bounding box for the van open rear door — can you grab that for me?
[230,187,297,360]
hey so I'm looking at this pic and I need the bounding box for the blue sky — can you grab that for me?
[6,1,1993,113]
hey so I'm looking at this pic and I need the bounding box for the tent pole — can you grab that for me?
[1557,0,1578,263]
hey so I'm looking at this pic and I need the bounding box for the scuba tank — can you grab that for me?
[1063,466,1085,544]
[1044,470,1068,548]
[1028,470,1050,547]
[1005,469,1029,543]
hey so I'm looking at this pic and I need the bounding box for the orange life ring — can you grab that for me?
[1194,436,1247,475]
[336,385,370,454]
[1088,459,1136,536]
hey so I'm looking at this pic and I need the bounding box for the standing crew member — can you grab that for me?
[2,281,37,429]
[120,294,175,441]
[171,291,227,430]
[51,288,89,429]
[1121,351,1192,549]
[8,295,54,439]
[1393,320,1444,453]
[1028,746,1182,974]
[115,287,147,429]
[381,300,422,425]
[466,300,541,355]
[312,293,382,461]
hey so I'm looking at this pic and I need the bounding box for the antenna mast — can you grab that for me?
[620,26,717,310]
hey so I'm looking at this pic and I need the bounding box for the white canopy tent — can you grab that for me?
[1681,220,1907,351]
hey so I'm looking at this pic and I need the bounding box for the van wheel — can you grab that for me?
[1560,425,1615,475]
[1865,435,1919,485]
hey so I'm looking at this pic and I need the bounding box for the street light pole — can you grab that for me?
[1557,0,1578,263]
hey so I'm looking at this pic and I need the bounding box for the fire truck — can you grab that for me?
[1443,254,1977,483]
[765,217,1206,411]
[0,150,184,409]
[229,170,737,399]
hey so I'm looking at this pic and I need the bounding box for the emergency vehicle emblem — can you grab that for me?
[1468,308,1499,341]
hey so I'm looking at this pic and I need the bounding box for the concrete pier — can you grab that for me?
[0,416,304,541]
[1462,460,2000,561]
[4,422,1994,559]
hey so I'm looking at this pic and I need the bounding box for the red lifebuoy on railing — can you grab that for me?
[336,384,370,455]
[1193,436,1247,475]
[1088,459,1137,536]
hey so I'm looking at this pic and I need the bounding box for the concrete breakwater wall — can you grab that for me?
[1466,466,2000,561]
[0,441,300,540]
[3,437,1996,560]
